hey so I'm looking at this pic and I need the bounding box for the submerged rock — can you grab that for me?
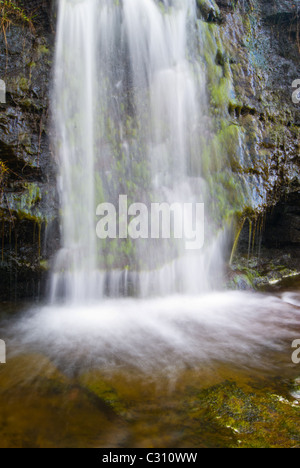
[0,353,128,448]
[79,370,129,417]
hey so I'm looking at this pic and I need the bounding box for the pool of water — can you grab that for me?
[0,287,299,448]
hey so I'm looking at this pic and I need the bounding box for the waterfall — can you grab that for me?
[51,0,98,301]
[51,0,225,302]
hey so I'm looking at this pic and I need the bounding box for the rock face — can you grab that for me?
[233,0,299,210]
[198,0,300,271]
[200,0,299,206]
[0,1,58,300]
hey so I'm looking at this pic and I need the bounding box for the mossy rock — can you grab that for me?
[196,0,222,23]
[291,378,300,401]
[79,370,128,417]
[192,381,300,448]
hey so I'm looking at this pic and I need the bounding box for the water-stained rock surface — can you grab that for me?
[0,1,58,300]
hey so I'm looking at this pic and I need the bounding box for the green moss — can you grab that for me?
[24,182,41,206]
[0,160,8,193]
[200,120,245,226]
[201,22,237,116]
[196,0,221,22]
[0,1,34,30]
[229,273,255,290]
[219,124,241,165]
[194,381,300,448]
[19,76,29,92]
[37,44,50,58]
[39,259,49,271]
[79,372,127,416]
[5,182,44,224]
[208,172,243,226]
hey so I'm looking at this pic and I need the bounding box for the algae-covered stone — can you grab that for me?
[79,370,128,416]
[192,381,300,448]
[0,353,68,393]
[196,0,222,23]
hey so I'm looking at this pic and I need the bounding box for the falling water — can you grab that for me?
[50,0,226,302]
[52,0,98,300]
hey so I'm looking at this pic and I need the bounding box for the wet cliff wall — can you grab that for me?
[0,0,58,300]
[196,0,299,285]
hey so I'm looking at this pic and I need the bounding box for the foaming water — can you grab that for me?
[7,291,300,373]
